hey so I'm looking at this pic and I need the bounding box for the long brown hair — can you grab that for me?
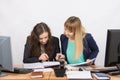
[29,22,53,57]
[64,16,86,60]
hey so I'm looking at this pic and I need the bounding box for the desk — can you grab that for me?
[0,65,120,80]
[0,72,50,80]
[49,71,67,80]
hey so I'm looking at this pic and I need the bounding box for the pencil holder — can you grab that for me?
[53,67,66,77]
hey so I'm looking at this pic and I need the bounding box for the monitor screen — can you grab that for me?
[104,29,120,67]
[0,36,14,71]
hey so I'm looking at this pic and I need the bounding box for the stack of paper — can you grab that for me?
[23,61,60,69]
[66,71,92,80]
[33,68,53,72]
[43,61,60,67]
[23,62,44,69]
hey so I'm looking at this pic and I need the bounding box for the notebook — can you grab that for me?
[93,73,110,80]
[31,71,43,78]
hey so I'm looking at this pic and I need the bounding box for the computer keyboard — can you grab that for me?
[108,71,120,75]
[2,68,33,74]
[14,68,33,74]
[91,67,118,73]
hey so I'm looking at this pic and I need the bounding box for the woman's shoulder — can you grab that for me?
[60,34,67,40]
[26,36,31,41]
[84,33,95,41]
[84,33,97,43]
[51,36,59,41]
[85,33,92,38]
[27,35,30,39]
[60,34,66,37]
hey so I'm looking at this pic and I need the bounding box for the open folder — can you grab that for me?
[68,58,96,66]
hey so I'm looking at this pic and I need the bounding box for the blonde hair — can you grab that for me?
[64,16,86,60]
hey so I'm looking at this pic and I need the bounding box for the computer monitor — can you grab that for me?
[104,29,120,67]
[0,36,13,76]
[0,36,33,76]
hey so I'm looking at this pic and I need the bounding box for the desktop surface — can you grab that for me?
[0,65,120,80]
[0,72,50,80]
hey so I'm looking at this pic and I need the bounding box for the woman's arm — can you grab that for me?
[60,34,68,62]
[23,37,40,63]
[51,37,60,60]
[86,33,99,59]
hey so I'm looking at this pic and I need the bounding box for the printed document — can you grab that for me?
[68,58,96,66]
[23,61,60,69]
[66,71,92,79]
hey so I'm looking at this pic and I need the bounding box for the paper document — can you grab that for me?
[65,65,87,71]
[69,58,96,66]
[23,61,60,69]
[34,68,53,72]
[43,61,60,67]
[24,62,44,69]
[66,71,92,79]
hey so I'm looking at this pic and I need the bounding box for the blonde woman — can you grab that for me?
[56,16,99,64]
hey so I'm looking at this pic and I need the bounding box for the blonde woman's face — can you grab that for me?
[39,32,49,45]
[64,28,74,39]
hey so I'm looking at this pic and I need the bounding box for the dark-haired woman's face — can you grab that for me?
[39,32,49,45]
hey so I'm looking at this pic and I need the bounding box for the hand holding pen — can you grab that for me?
[55,53,65,61]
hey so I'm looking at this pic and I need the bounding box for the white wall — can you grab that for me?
[0,0,120,66]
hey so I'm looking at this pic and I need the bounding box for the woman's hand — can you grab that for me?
[39,53,49,61]
[55,53,65,61]
[86,59,93,65]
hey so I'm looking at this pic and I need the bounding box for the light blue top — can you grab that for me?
[66,40,85,64]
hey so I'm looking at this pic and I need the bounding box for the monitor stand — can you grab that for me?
[0,67,8,77]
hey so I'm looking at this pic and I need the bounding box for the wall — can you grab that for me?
[0,0,120,66]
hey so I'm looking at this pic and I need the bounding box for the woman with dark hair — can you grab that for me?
[23,22,62,63]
